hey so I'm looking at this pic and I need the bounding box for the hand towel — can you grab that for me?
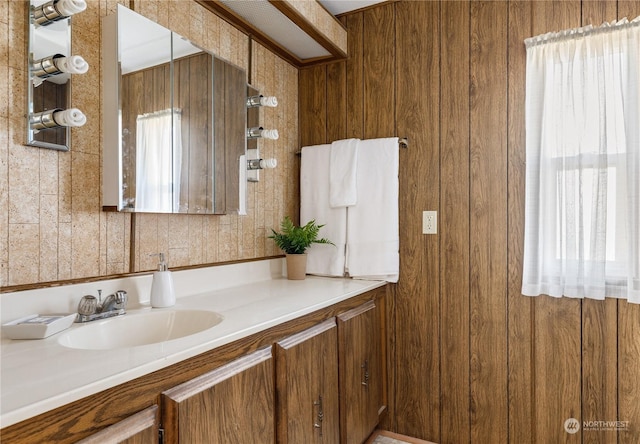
[329,138,359,207]
[346,137,399,282]
[300,144,347,277]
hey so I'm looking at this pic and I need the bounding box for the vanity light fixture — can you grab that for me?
[247,157,278,171]
[246,148,277,182]
[27,0,89,150]
[247,127,279,140]
[31,53,89,79]
[31,0,87,26]
[246,95,278,108]
[29,108,87,132]
[245,86,278,182]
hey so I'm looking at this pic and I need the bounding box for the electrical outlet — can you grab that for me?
[422,211,437,234]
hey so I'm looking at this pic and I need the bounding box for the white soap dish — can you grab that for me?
[2,314,76,340]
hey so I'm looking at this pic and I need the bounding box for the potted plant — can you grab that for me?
[269,216,334,280]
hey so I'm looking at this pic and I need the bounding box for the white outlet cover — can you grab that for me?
[422,211,437,234]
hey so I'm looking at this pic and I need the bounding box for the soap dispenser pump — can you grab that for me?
[150,253,175,308]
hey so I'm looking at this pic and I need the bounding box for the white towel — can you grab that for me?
[346,137,399,282]
[300,144,347,277]
[329,138,359,207]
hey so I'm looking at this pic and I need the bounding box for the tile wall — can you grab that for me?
[0,0,299,287]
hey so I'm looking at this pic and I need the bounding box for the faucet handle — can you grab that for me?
[77,295,98,316]
[114,290,128,309]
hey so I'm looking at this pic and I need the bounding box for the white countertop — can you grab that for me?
[0,266,384,429]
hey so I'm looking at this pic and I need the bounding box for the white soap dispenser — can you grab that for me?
[150,253,176,308]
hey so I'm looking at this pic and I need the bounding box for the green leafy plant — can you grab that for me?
[269,216,334,255]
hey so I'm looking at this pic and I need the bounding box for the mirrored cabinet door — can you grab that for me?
[103,4,247,215]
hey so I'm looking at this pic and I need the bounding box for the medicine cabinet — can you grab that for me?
[102,5,246,214]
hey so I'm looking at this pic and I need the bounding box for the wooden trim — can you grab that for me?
[334,0,401,18]
[195,0,346,67]
[275,317,337,349]
[336,299,375,322]
[162,348,274,444]
[75,405,158,444]
[379,284,394,431]
[268,0,347,58]
[196,0,302,66]
[297,55,341,68]
[0,256,284,293]
[162,347,273,402]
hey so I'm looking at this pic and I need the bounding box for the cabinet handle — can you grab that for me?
[361,359,370,387]
[313,395,324,437]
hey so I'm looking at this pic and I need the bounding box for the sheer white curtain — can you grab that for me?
[522,17,640,303]
[135,109,182,212]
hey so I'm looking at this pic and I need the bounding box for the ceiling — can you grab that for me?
[318,0,387,16]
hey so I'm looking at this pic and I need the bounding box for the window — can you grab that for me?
[522,17,640,303]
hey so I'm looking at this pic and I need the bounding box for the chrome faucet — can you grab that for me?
[75,290,128,323]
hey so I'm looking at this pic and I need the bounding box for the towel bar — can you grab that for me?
[295,137,408,156]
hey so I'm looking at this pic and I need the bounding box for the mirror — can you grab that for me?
[102,5,247,214]
[27,0,89,151]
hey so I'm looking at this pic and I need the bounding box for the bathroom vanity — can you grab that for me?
[0,260,388,443]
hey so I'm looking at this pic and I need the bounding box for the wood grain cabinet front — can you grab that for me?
[275,298,386,444]
[275,318,340,444]
[76,405,159,444]
[337,300,384,444]
[161,347,275,444]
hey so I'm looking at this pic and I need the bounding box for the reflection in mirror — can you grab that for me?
[102,5,246,214]
[27,0,89,151]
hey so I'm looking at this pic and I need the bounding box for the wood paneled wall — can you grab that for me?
[298,1,640,442]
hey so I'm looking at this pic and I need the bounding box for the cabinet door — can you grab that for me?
[161,347,274,444]
[275,318,340,444]
[76,405,159,444]
[338,300,383,444]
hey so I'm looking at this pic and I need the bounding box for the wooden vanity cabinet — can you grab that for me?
[275,318,340,443]
[76,405,159,444]
[274,297,386,444]
[1,286,386,444]
[161,347,275,444]
[337,300,384,444]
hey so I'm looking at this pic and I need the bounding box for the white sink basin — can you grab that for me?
[57,309,223,350]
